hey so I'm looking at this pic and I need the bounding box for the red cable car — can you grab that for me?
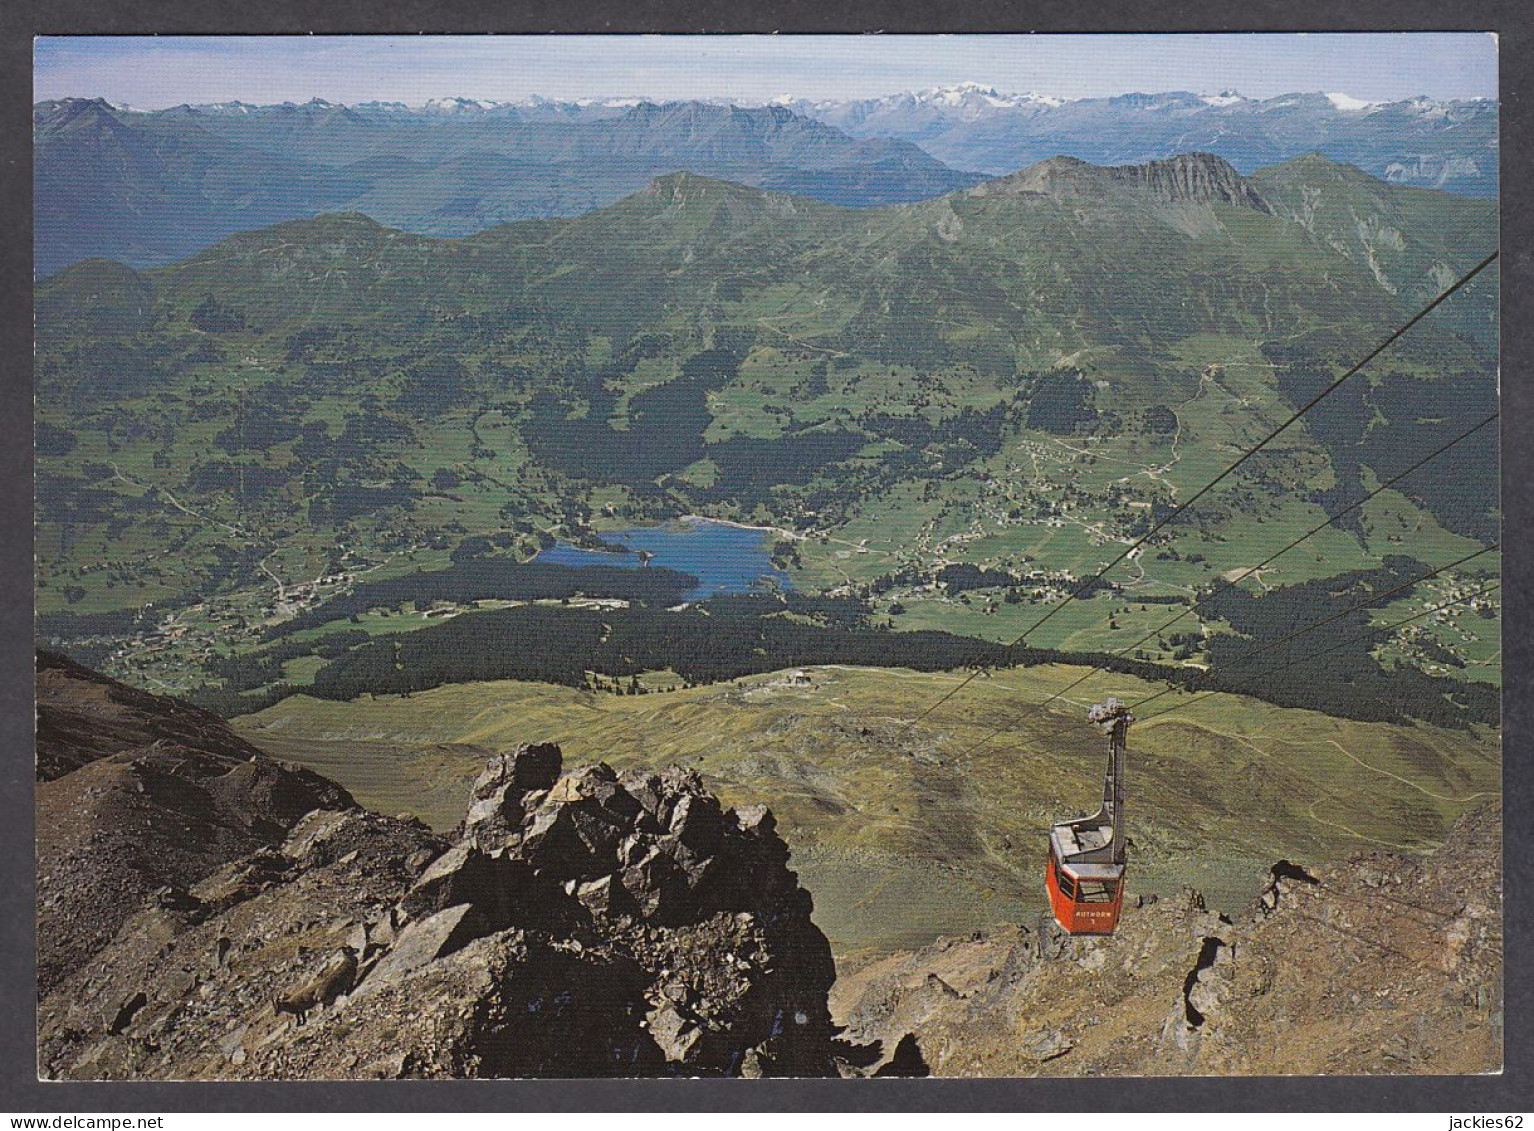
[1045,698,1132,935]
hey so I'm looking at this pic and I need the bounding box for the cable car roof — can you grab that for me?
[1050,822,1112,858]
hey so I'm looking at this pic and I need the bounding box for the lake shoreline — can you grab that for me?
[535,516,793,600]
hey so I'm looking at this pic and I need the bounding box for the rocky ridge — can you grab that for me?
[39,660,841,1077]
[36,649,275,780]
[974,152,1271,213]
[1101,152,1272,211]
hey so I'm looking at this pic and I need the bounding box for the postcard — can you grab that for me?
[31,32,1502,1082]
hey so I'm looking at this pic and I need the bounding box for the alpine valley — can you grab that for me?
[36,96,1501,1015]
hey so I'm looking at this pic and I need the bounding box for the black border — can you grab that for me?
[3,2,1529,1113]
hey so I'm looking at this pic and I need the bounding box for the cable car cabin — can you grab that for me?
[1045,699,1133,936]
[1046,823,1126,935]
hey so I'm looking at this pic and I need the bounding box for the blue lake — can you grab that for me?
[535,518,792,601]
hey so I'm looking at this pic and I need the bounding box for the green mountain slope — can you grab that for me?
[1251,153,1499,348]
[233,663,1501,958]
[35,153,1499,718]
[103,154,1492,377]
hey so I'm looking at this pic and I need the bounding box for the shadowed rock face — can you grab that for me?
[36,649,272,780]
[1101,153,1272,212]
[39,721,840,1079]
[35,650,355,994]
[971,152,1270,213]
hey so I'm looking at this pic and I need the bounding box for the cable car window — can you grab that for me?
[1077,880,1118,903]
[1055,869,1076,899]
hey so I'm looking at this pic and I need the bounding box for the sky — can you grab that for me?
[34,33,1498,109]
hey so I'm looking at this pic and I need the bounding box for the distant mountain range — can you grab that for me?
[33,97,983,276]
[163,84,1496,197]
[773,83,1498,197]
[34,85,1497,276]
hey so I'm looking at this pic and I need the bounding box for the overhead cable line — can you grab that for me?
[947,411,1498,760]
[1130,580,1501,727]
[960,550,1498,757]
[900,247,1500,734]
[1113,543,1499,721]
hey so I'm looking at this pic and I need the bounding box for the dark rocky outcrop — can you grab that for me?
[39,727,840,1079]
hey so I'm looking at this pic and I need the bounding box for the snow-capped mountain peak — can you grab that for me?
[913,82,1066,110]
[1325,92,1377,112]
[928,81,1001,103]
[199,100,258,114]
[421,96,504,114]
